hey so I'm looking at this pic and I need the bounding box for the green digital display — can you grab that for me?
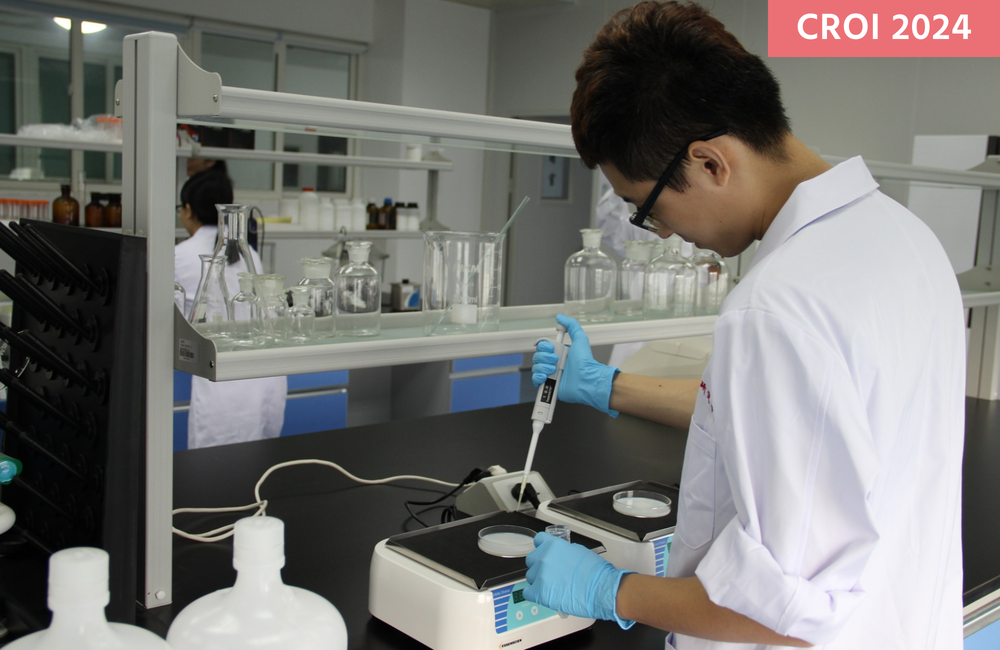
[512,589,525,604]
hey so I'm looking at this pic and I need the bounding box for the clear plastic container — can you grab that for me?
[618,240,653,317]
[565,228,616,323]
[298,257,336,338]
[336,241,380,337]
[287,286,316,344]
[644,235,696,319]
[692,249,730,315]
[299,188,319,230]
[166,517,348,650]
[422,231,504,335]
[4,547,172,649]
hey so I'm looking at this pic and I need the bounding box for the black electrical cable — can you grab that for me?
[403,467,491,529]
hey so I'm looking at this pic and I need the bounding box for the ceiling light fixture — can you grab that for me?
[53,17,107,34]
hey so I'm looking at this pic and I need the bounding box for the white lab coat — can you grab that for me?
[667,158,965,649]
[175,225,287,449]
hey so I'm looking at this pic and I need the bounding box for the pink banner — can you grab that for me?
[768,0,1000,57]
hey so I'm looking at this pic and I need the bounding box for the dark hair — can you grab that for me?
[179,170,238,263]
[571,1,791,190]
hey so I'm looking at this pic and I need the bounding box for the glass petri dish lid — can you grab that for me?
[477,525,537,558]
[612,490,672,518]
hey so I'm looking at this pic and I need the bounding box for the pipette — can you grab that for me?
[516,323,571,510]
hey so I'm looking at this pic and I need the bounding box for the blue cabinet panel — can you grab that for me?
[966,619,1000,650]
[287,370,349,391]
[173,410,189,452]
[453,354,523,373]
[451,373,520,413]
[283,392,348,437]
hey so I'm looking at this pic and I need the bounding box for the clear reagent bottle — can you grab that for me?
[564,228,617,323]
[166,517,348,650]
[336,241,381,337]
[299,257,336,338]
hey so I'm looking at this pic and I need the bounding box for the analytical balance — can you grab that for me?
[536,481,678,577]
[369,511,605,650]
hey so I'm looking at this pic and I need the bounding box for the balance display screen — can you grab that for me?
[512,589,525,604]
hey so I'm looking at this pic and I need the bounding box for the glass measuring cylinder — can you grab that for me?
[565,228,616,323]
[422,231,504,336]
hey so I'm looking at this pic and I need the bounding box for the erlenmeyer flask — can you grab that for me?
[189,254,232,344]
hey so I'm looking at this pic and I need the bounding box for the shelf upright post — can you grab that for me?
[968,188,1000,399]
[121,31,178,609]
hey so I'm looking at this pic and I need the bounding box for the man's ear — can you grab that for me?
[688,142,730,187]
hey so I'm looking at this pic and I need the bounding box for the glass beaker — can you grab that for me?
[422,231,504,336]
[565,229,616,323]
[336,242,380,337]
[644,235,696,319]
[298,257,336,338]
[287,286,315,344]
[693,249,730,316]
[618,240,653,317]
[230,273,268,349]
[258,274,289,344]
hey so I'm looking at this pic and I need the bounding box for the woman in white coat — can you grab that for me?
[175,171,287,449]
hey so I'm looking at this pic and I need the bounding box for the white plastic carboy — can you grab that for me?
[4,547,171,649]
[166,516,348,650]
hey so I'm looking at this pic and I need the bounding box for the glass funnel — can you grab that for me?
[422,231,503,336]
[565,228,616,323]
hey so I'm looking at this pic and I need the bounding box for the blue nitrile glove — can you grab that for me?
[523,532,635,629]
[531,314,619,416]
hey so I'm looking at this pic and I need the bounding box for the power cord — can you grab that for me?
[172,458,465,543]
[403,467,492,528]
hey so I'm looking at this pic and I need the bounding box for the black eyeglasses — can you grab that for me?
[629,128,729,232]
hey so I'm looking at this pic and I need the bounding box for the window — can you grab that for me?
[0,51,15,175]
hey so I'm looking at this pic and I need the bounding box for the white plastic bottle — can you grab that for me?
[167,516,348,650]
[564,228,617,322]
[350,199,367,231]
[318,198,335,231]
[299,188,320,230]
[5,547,172,649]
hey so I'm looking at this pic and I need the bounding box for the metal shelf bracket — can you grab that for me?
[177,44,222,118]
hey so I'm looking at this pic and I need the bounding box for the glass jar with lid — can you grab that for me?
[336,241,380,337]
[564,228,616,323]
[298,257,336,338]
[644,235,696,319]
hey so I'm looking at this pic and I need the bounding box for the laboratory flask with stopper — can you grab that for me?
[619,240,653,317]
[564,228,616,322]
[259,274,289,343]
[336,241,380,337]
[298,257,336,338]
[4,547,172,649]
[644,235,696,319]
[692,248,730,315]
[166,516,348,650]
[422,231,504,335]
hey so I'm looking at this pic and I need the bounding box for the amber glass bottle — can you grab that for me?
[104,193,122,228]
[85,193,105,227]
[52,185,80,226]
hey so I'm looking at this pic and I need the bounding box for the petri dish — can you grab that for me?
[612,490,672,518]
[477,525,537,558]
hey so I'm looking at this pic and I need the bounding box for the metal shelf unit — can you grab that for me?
[119,32,1000,611]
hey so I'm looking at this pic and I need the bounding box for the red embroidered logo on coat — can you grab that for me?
[700,381,714,412]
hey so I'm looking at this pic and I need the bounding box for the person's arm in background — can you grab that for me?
[532,315,699,429]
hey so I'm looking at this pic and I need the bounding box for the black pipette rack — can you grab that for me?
[0,220,146,625]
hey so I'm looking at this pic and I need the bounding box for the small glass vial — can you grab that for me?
[231,273,268,349]
[336,241,381,337]
[644,235,696,319]
[692,249,730,315]
[618,240,653,317]
[173,282,187,316]
[298,257,336,338]
[564,228,616,323]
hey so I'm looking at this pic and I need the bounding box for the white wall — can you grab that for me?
[487,0,1000,166]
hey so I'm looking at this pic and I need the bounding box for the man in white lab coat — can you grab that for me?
[175,170,287,449]
[524,2,965,649]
